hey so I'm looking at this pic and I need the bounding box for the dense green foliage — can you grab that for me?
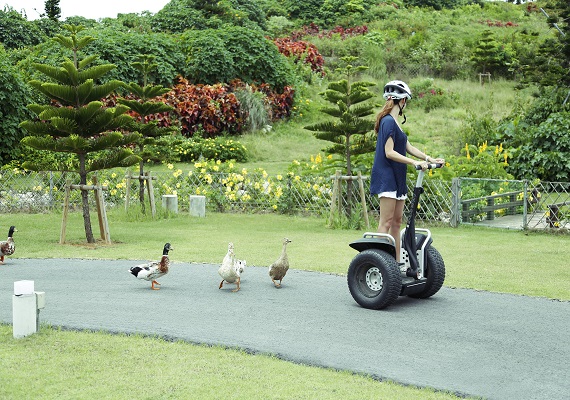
[0,47,34,164]
[1,0,570,183]
[181,25,294,90]
[0,7,44,49]
[151,0,266,33]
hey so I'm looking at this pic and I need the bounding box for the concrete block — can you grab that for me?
[162,194,178,213]
[189,195,206,217]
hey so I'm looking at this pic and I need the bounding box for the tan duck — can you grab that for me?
[218,242,246,292]
[0,226,17,264]
[129,243,173,290]
[269,237,291,287]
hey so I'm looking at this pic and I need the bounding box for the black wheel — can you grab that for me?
[347,249,402,310]
[408,246,446,299]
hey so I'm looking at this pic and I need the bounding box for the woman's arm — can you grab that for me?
[385,137,424,167]
[406,141,445,164]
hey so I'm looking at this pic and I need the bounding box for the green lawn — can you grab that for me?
[0,325,468,400]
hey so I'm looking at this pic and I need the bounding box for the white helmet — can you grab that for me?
[383,80,412,101]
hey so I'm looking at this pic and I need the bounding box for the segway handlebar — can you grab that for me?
[415,163,443,171]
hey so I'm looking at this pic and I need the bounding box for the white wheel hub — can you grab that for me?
[365,267,383,291]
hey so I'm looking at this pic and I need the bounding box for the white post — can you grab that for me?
[162,194,178,213]
[13,281,45,338]
[189,195,206,217]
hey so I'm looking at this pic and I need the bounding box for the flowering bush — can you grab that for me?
[147,135,248,164]
[410,78,456,112]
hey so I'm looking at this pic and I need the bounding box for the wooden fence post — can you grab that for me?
[328,170,341,226]
[357,172,370,229]
[60,180,71,244]
[450,178,460,227]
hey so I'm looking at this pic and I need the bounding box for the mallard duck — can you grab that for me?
[269,237,291,287]
[129,243,173,290]
[218,242,246,292]
[0,226,17,264]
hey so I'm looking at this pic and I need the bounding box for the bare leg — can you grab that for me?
[219,280,224,289]
[151,280,160,290]
[378,197,405,262]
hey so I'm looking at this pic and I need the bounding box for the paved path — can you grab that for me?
[1,259,568,400]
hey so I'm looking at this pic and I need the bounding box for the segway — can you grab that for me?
[347,163,446,309]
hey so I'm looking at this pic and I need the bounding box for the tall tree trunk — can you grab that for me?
[79,155,94,243]
[138,155,146,214]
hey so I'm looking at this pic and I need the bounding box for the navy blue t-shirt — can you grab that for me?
[370,115,408,197]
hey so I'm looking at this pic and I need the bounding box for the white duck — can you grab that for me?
[129,243,173,290]
[218,242,246,292]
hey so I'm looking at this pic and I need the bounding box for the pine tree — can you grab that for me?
[20,25,141,243]
[471,29,503,75]
[118,54,176,214]
[305,56,376,219]
[305,56,376,176]
[44,0,61,21]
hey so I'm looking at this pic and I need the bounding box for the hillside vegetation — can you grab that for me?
[1,0,569,181]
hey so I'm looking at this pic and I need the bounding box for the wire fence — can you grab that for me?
[0,169,568,232]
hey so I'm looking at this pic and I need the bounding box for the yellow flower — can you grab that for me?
[167,163,174,170]
[111,189,117,196]
[465,143,471,160]
[111,173,117,179]
[277,174,283,181]
[272,204,278,210]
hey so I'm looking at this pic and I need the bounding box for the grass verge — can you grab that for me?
[0,324,470,400]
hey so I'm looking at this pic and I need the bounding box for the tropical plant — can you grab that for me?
[19,25,141,243]
[162,78,244,138]
[118,54,177,213]
[304,56,376,221]
[305,56,376,176]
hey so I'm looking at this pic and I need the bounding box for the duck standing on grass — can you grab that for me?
[269,238,291,288]
[218,242,246,292]
[129,243,173,290]
[0,225,17,264]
